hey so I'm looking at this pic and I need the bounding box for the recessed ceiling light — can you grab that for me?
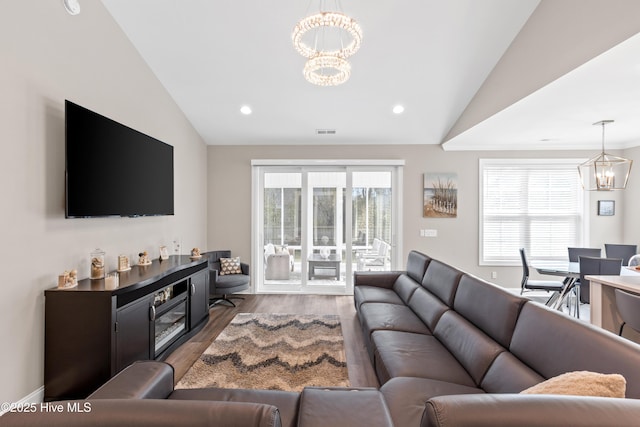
[63,0,81,15]
[240,105,252,115]
[392,105,405,114]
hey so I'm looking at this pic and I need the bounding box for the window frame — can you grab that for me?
[479,158,589,266]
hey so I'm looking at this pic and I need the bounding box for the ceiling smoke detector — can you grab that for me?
[316,129,337,135]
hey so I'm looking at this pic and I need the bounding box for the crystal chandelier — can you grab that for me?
[578,120,633,191]
[292,2,363,86]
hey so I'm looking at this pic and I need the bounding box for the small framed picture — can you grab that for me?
[598,200,615,216]
[159,245,169,260]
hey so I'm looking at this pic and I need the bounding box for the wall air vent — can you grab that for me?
[316,129,337,135]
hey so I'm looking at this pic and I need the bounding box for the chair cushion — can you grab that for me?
[220,257,243,275]
[215,273,250,290]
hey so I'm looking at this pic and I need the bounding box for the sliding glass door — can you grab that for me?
[253,162,402,295]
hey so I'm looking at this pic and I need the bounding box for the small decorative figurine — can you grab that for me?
[138,251,151,266]
[190,247,202,259]
[117,254,131,272]
[58,269,78,289]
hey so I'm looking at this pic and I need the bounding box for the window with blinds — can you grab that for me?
[479,159,586,265]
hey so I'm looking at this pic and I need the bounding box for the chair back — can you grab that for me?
[567,247,601,262]
[604,244,638,266]
[615,289,640,335]
[202,250,232,271]
[519,248,530,290]
[578,256,622,303]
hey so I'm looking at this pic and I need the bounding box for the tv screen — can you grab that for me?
[65,100,174,218]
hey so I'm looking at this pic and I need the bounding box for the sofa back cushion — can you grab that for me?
[405,250,431,283]
[480,351,544,393]
[407,287,449,332]
[434,311,504,386]
[453,274,527,348]
[421,260,462,306]
[510,302,640,398]
[392,275,420,304]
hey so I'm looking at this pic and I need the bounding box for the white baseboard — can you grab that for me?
[0,386,44,416]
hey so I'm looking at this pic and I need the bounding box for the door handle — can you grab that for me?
[191,283,196,295]
[149,305,156,321]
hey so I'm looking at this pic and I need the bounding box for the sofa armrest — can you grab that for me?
[354,271,403,289]
[241,262,250,275]
[87,361,174,400]
[423,394,640,427]
[0,399,281,427]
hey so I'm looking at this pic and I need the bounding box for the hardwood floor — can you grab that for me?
[164,294,380,388]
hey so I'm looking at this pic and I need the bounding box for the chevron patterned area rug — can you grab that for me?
[176,313,350,391]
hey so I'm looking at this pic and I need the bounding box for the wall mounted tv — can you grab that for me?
[65,100,174,218]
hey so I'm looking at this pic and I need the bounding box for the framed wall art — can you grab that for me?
[597,200,615,216]
[423,173,458,218]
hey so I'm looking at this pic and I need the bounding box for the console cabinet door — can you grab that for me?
[190,269,209,328]
[115,296,153,372]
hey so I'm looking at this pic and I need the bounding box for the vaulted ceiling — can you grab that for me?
[102,0,640,151]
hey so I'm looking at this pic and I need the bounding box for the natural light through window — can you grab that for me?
[479,159,586,265]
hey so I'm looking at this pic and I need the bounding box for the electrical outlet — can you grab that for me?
[423,229,438,237]
[491,271,497,279]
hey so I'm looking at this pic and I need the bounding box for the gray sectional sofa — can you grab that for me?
[355,250,640,426]
[4,250,640,426]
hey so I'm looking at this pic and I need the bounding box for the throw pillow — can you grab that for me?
[219,257,242,275]
[520,371,626,398]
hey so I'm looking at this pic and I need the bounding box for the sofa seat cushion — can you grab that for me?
[170,388,300,427]
[380,377,484,427]
[215,273,250,290]
[361,303,431,335]
[354,286,404,311]
[371,330,475,387]
[359,303,431,358]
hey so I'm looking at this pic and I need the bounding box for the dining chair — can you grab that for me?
[519,248,565,306]
[604,244,638,266]
[567,247,601,262]
[614,289,640,336]
[578,256,623,304]
[566,247,602,315]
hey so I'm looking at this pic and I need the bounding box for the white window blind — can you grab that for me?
[479,159,585,265]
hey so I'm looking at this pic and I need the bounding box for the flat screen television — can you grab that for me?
[65,100,174,218]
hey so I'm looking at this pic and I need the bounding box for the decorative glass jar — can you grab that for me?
[90,249,105,279]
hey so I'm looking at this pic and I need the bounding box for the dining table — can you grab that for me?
[531,260,640,316]
[530,261,580,311]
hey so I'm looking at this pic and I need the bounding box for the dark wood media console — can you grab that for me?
[44,255,209,401]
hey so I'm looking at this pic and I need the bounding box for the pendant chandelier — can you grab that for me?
[578,120,633,191]
[292,1,363,86]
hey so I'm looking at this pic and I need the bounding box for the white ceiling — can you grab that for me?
[101,0,640,151]
[444,31,640,151]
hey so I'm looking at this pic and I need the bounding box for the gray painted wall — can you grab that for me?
[0,1,207,403]
[208,144,636,291]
